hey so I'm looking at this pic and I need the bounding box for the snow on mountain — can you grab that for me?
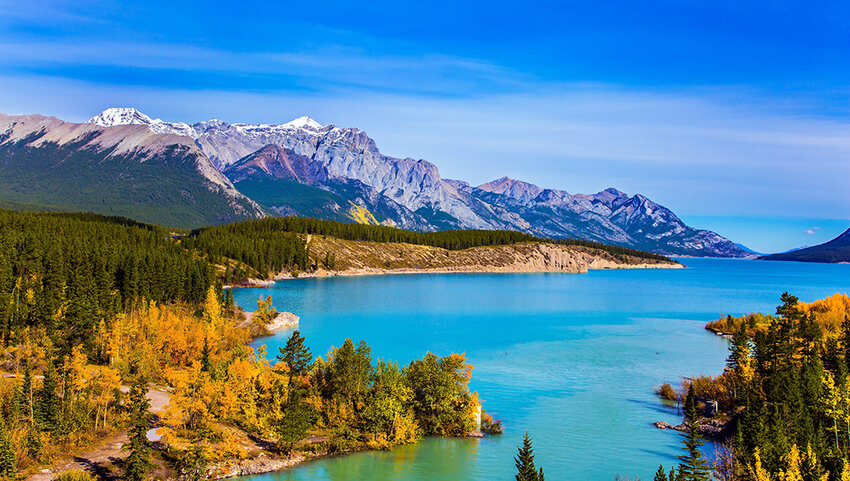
[88,107,197,137]
[282,116,323,130]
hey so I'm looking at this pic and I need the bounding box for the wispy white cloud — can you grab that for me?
[805,227,821,235]
[0,40,528,95]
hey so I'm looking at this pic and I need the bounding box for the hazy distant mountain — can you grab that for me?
[0,112,264,227]
[734,243,763,256]
[760,228,850,263]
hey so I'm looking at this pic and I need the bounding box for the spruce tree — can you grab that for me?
[277,330,313,378]
[727,324,750,371]
[654,465,668,481]
[36,357,59,432]
[677,385,711,481]
[123,377,153,481]
[275,387,314,458]
[0,417,16,480]
[514,432,545,481]
[200,337,212,373]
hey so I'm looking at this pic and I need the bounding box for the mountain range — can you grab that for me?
[0,107,751,257]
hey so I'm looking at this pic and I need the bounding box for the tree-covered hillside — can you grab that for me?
[0,129,260,228]
[0,210,215,352]
[670,293,850,480]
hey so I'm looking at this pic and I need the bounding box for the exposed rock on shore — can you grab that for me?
[241,310,299,334]
[653,417,731,438]
[289,236,683,279]
[266,311,299,331]
[208,452,308,479]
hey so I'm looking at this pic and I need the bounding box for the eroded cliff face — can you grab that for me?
[298,236,682,277]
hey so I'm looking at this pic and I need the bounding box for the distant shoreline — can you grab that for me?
[224,252,684,289]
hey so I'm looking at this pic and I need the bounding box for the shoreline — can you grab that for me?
[206,433,486,480]
[225,260,685,288]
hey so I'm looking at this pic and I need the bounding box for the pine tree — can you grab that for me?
[677,387,711,481]
[277,330,313,379]
[123,377,153,481]
[727,324,750,371]
[654,465,668,481]
[200,337,212,373]
[275,387,314,458]
[0,417,16,480]
[684,384,697,423]
[514,432,545,481]
[36,356,60,432]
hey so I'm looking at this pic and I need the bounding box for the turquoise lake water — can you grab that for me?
[231,258,850,481]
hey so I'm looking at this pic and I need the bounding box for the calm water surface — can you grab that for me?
[231,258,850,481]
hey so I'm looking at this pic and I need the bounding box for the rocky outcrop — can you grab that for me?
[267,312,299,331]
[653,418,731,439]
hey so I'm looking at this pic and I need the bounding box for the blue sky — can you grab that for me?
[0,0,847,252]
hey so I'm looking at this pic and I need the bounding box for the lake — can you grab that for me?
[230,258,850,481]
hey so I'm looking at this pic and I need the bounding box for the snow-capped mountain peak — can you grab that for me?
[87,107,196,137]
[88,107,154,127]
[283,115,323,130]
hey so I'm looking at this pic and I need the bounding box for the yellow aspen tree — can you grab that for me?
[803,444,829,481]
[840,462,850,481]
[822,371,843,450]
[841,375,850,449]
[749,448,772,481]
[203,286,223,328]
[782,444,803,481]
[66,345,88,405]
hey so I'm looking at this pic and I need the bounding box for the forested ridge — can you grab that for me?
[189,216,673,280]
[659,293,850,481]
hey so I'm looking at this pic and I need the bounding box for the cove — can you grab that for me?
[230,258,850,480]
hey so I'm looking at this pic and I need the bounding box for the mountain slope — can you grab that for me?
[760,228,850,263]
[84,107,749,257]
[0,113,264,227]
[223,145,432,229]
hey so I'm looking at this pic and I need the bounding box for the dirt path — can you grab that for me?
[27,387,171,481]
